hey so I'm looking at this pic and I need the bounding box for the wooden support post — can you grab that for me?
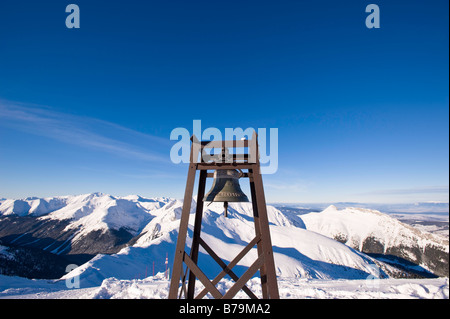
[186,169,207,298]
[168,163,196,299]
[251,167,280,299]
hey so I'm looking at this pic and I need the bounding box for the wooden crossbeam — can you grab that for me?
[199,139,250,149]
[206,172,251,178]
[197,163,256,170]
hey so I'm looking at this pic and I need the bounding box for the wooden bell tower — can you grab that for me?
[168,132,279,299]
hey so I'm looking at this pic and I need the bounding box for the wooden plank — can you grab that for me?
[197,163,256,170]
[190,135,202,164]
[199,153,253,164]
[248,168,268,298]
[183,252,223,299]
[252,167,280,299]
[168,163,197,299]
[200,140,249,148]
[187,169,207,298]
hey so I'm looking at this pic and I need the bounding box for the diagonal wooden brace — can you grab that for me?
[222,253,265,299]
[183,251,223,299]
[195,235,260,299]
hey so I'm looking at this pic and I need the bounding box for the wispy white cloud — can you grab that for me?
[0,99,170,163]
[350,185,449,204]
[78,166,183,180]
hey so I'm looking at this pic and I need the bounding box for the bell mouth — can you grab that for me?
[204,193,249,203]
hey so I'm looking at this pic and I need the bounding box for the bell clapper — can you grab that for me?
[224,201,228,217]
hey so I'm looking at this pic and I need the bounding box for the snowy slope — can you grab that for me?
[1,274,448,299]
[301,205,449,277]
[62,200,389,288]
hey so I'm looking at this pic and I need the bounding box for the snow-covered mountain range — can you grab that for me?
[0,193,448,288]
[301,205,449,277]
[0,193,171,260]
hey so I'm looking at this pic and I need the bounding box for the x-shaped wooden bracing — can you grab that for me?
[178,234,262,299]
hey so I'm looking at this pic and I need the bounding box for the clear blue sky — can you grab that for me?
[0,0,448,203]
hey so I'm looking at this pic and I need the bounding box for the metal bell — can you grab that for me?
[204,169,249,217]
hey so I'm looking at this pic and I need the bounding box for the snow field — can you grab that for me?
[1,274,448,299]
